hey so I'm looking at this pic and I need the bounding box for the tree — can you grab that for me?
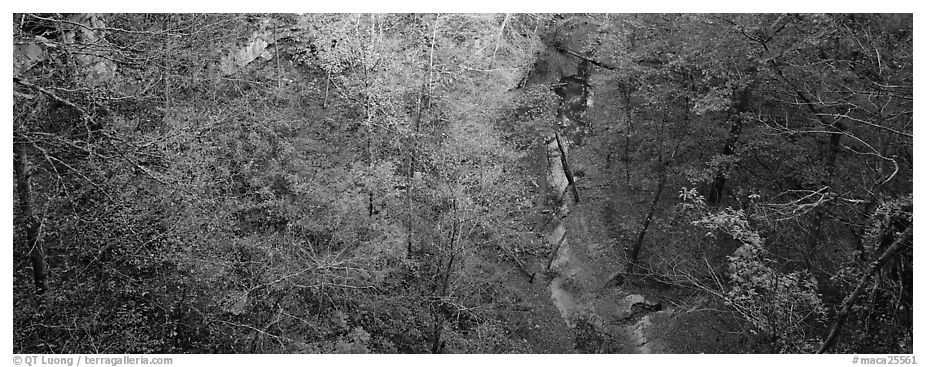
[581,13,912,353]
[12,13,911,355]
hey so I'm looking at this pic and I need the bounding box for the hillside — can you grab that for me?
[12,13,913,354]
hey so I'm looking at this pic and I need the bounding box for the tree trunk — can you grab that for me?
[368,192,375,217]
[409,16,439,255]
[816,226,912,353]
[430,314,445,353]
[554,132,580,203]
[707,90,748,205]
[14,142,48,295]
[618,81,634,190]
[553,43,617,70]
[431,198,460,354]
[406,103,419,254]
[162,15,172,135]
[627,168,667,270]
[706,119,741,204]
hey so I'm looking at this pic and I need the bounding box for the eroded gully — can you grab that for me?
[536,57,672,353]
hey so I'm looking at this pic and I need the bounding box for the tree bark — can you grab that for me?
[430,314,445,353]
[553,43,617,71]
[816,226,912,353]
[406,94,420,255]
[618,81,634,190]
[628,168,668,270]
[14,142,48,295]
[707,118,743,204]
[708,89,748,205]
[554,132,580,203]
[409,16,440,255]
[431,198,459,354]
[164,16,172,114]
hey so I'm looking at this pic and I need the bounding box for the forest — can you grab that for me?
[12,13,912,354]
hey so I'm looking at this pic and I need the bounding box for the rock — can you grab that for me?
[605,272,625,287]
[631,298,663,313]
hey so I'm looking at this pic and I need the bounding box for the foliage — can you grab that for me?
[680,191,826,352]
[12,13,912,354]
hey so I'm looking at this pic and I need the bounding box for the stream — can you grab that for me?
[538,52,670,353]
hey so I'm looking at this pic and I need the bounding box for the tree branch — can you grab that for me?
[554,132,580,203]
[14,77,91,121]
[553,44,616,70]
[816,226,912,353]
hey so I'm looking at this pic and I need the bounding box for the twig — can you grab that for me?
[14,77,91,121]
[25,13,192,37]
[816,112,911,139]
[490,14,510,68]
